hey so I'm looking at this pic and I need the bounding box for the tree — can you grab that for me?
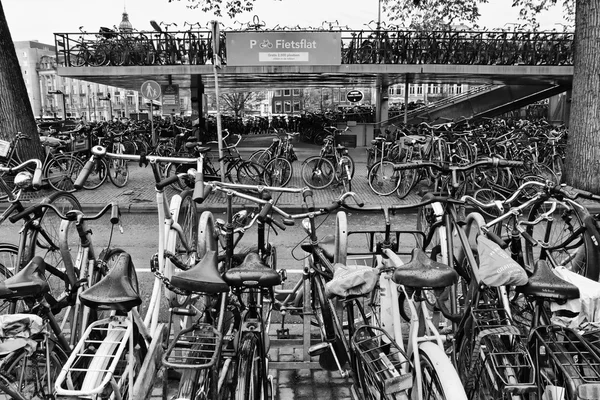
[0,1,44,160]
[172,0,598,191]
[219,91,266,117]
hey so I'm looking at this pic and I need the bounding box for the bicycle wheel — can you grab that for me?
[165,190,199,306]
[337,156,353,192]
[428,139,447,179]
[0,371,27,400]
[44,155,84,192]
[395,168,418,199]
[108,157,129,188]
[368,161,400,196]
[164,162,192,191]
[236,161,267,185]
[301,157,335,190]
[234,333,261,400]
[529,162,559,184]
[472,188,507,218]
[0,243,19,316]
[263,157,292,187]
[416,342,468,400]
[2,338,68,400]
[81,158,108,190]
[0,158,20,200]
[248,149,272,166]
[525,199,600,280]
[69,45,86,67]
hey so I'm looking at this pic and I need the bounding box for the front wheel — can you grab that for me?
[301,157,335,189]
[236,161,267,185]
[82,158,108,190]
[263,157,292,187]
[108,158,129,188]
[415,342,468,400]
[44,155,84,192]
[234,333,262,400]
[367,161,400,196]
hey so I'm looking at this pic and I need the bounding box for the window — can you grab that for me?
[449,85,455,95]
[293,101,301,112]
[293,89,301,96]
[275,90,282,96]
[333,90,339,103]
[409,85,415,95]
[416,85,423,95]
[284,89,291,96]
[284,100,291,112]
[456,84,463,94]
[274,101,282,113]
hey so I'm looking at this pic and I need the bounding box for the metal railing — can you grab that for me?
[54,29,575,68]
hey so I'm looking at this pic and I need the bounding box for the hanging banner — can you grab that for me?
[226,32,341,66]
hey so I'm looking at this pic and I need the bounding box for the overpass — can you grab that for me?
[53,28,574,124]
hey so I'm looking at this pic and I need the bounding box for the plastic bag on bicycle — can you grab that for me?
[0,314,44,356]
[477,236,528,287]
[325,263,379,299]
[551,266,600,328]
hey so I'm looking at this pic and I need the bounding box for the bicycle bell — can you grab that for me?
[14,171,33,189]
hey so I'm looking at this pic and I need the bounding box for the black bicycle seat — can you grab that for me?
[393,248,457,289]
[79,252,141,312]
[301,235,335,262]
[223,252,281,288]
[516,260,579,301]
[0,256,49,300]
[170,250,229,294]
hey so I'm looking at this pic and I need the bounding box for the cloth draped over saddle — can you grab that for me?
[325,263,379,299]
[0,314,44,356]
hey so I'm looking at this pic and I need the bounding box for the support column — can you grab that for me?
[190,75,206,141]
[375,84,390,125]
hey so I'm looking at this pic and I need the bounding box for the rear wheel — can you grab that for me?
[234,333,262,400]
[0,244,19,315]
[44,155,84,192]
[236,161,267,185]
[395,168,418,199]
[416,343,468,400]
[301,157,335,189]
[81,158,108,190]
[108,156,129,188]
[368,161,400,196]
[263,157,292,187]
[0,158,20,200]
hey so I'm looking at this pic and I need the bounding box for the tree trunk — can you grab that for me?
[566,0,600,192]
[0,2,44,161]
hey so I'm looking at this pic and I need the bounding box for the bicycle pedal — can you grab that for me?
[384,373,413,395]
[308,342,329,356]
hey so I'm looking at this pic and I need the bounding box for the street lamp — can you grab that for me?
[99,93,113,121]
[48,90,66,120]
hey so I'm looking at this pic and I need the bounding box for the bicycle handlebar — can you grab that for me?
[9,201,120,225]
[0,159,43,190]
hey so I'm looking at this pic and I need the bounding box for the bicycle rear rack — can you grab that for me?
[351,325,412,397]
[55,315,134,397]
[162,322,222,370]
[460,306,536,398]
[531,325,600,400]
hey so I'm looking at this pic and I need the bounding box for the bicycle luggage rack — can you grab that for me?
[162,322,222,370]
[352,325,413,396]
[55,316,133,397]
[460,306,536,397]
[531,325,600,400]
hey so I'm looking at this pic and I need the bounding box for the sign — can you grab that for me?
[347,90,363,103]
[161,84,180,114]
[226,32,341,66]
[141,80,161,100]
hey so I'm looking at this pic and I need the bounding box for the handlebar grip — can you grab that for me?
[496,159,524,168]
[269,217,286,231]
[110,203,120,224]
[302,189,315,212]
[258,202,273,222]
[74,158,95,190]
[9,204,40,224]
[520,230,537,246]
[323,201,342,213]
[485,231,508,249]
[192,171,204,204]
[32,166,43,189]
[156,175,180,191]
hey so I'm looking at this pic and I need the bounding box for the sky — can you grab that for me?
[3,0,569,45]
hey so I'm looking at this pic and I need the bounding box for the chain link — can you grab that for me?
[150,253,191,296]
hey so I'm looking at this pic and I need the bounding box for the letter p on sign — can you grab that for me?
[250,40,257,49]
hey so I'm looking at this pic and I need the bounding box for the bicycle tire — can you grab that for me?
[0,243,19,316]
[44,154,84,192]
[472,188,507,218]
[2,337,68,400]
[263,157,292,187]
[234,333,262,400]
[524,199,600,280]
[69,45,86,67]
[428,138,447,180]
[367,161,400,196]
[122,140,137,155]
[0,158,20,200]
[164,162,192,191]
[235,161,267,186]
[416,342,468,400]
[165,190,199,307]
[108,157,129,188]
[0,371,27,400]
[301,157,335,189]
[395,168,418,199]
[81,158,108,190]
[248,149,272,166]
[338,153,355,178]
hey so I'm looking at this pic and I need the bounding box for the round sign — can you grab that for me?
[347,90,363,103]
[141,80,161,100]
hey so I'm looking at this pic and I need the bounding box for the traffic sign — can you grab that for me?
[347,90,363,103]
[162,84,180,114]
[141,80,161,100]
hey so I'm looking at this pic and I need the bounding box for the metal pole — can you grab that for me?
[61,94,66,119]
[211,21,225,182]
[404,76,409,124]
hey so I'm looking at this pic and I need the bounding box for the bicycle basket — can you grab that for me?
[0,139,10,158]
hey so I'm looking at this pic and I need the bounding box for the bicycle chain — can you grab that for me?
[149,252,191,296]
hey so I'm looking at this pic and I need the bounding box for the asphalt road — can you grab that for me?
[0,209,419,323]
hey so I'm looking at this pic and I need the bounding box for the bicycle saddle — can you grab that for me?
[301,235,335,262]
[224,252,281,288]
[516,260,579,301]
[170,250,229,294]
[79,253,142,312]
[185,142,210,153]
[0,256,49,300]
[393,248,457,289]
[336,144,347,152]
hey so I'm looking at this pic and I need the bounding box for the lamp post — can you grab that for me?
[48,90,66,120]
[99,94,113,121]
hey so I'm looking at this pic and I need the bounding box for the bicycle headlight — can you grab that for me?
[14,171,33,189]
[302,218,312,234]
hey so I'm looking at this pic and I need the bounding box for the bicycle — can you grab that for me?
[301,131,355,192]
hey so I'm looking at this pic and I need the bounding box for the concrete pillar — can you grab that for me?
[190,75,206,141]
[375,84,390,126]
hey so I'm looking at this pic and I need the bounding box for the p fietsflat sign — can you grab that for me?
[226,32,341,66]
